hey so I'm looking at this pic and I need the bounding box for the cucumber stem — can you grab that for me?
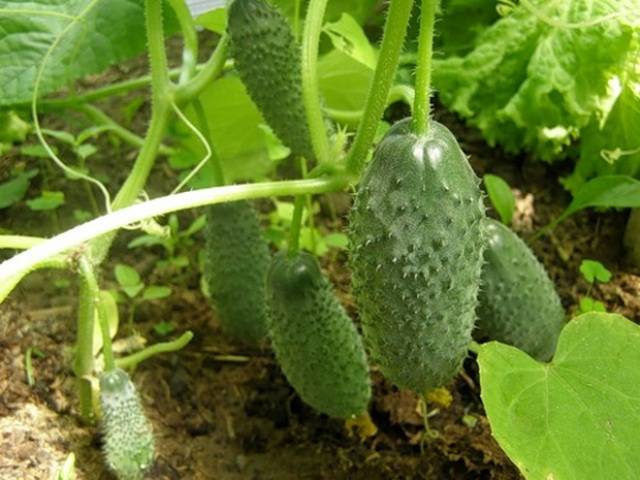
[412,0,438,136]
[168,0,199,84]
[74,266,96,421]
[289,193,306,257]
[115,331,193,369]
[0,177,348,284]
[345,0,415,177]
[79,257,115,372]
[302,0,332,165]
[0,235,44,250]
[176,35,230,104]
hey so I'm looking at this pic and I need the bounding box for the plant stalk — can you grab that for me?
[168,0,199,84]
[345,0,415,176]
[74,264,96,421]
[289,194,306,256]
[302,0,332,164]
[412,0,437,135]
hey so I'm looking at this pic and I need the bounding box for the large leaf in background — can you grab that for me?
[478,313,640,479]
[435,0,499,56]
[169,76,276,185]
[433,0,639,161]
[0,0,173,106]
[318,50,372,112]
[566,77,640,192]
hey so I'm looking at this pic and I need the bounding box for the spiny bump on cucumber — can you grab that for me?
[99,368,154,480]
[349,118,486,393]
[267,251,371,418]
[204,200,270,344]
[475,218,566,361]
[227,0,314,160]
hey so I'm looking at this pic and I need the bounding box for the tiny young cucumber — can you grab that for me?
[350,118,486,393]
[204,200,270,344]
[267,251,371,418]
[475,218,566,361]
[227,0,314,159]
[99,368,154,480]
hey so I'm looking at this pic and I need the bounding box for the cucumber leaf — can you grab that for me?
[479,312,640,480]
[434,0,639,161]
[483,174,515,225]
[0,0,174,105]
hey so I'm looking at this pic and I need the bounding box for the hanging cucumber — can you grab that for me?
[475,218,566,361]
[99,368,154,480]
[204,200,270,344]
[349,118,486,393]
[227,0,314,159]
[267,251,371,418]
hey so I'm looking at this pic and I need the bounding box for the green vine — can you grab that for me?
[412,0,438,135]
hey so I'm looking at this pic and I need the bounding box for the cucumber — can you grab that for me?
[99,368,154,480]
[475,219,565,361]
[204,200,270,344]
[267,251,371,418]
[228,0,314,159]
[349,118,485,393]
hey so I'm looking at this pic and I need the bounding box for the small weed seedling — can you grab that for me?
[578,259,612,314]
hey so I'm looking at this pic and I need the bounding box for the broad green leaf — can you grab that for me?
[433,1,639,160]
[479,312,640,480]
[114,264,141,288]
[551,175,640,227]
[170,76,275,184]
[579,259,612,283]
[195,6,226,34]
[0,0,162,105]
[483,174,515,225]
[318,49,372,112]
[26,190,65,211]
[142,285,172,300]
[323,13,376,69]
[92,290,119,356]
[0,169,38,209]
[435,0,499,57]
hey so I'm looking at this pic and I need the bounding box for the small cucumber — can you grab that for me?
[350,118,485,393]
[475,219,566,360]
[267,251,371,418]
[227,0,314,159]
[204,200,270,343]
[99,368,154,480]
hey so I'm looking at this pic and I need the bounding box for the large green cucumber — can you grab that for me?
[227,0,314,159]
[476,219,566,361]
[267,251,371,418]
[349,118,485,393]
[99,368,154,480]
[204,200,270,343]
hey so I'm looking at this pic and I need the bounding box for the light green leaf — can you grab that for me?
[434,1,639,160]
[75,143,97,160]
[323,232,349,249]
[551,175,640,228]
[142,285,172,301]
[92,290,119,357]
[578,296,607,314]
[483,174,515,225]
[26,190,65,211]
[579,259,612,283]
[183,214,207,237]
[114,264,141,288]
[0,110,30,143]
[195,7,226,34]
[153,320,175,336]
[0,169,38,209]
[258,124,291,162]
[479,312,640,480]
[323,13,375,69]
[319,49,372,112]
[0,0,158,105]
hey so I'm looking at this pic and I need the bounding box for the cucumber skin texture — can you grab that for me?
[228,0,313,160]
[350,118,486,393]
[267,252,371,418]
[204,200,270,344]
[100,369,154,480]
[476,219,566,361]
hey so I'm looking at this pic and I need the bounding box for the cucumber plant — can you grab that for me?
[1,0,634,478]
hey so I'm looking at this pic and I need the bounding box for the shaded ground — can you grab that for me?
[1,53,639,480]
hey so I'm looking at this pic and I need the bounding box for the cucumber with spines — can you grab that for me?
[267,251,371,418]
[349,118,486,393]
[475,218,566,361]
[204,200,270,343]
[227,0,314,159]
[99,368,154,480]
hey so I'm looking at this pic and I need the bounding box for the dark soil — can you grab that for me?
[1,44,639,480]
